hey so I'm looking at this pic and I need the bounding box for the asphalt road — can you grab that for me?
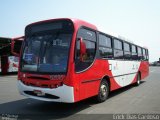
[0,67,160,120]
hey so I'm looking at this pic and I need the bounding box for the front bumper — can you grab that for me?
[17,80,74,103]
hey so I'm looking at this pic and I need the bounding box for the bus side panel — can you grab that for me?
[109,77,122,91]
[74,60,101,101]
[73,59,149,102]
[108,60,141,89]
[74,59,121,102]
[139,61,149,80]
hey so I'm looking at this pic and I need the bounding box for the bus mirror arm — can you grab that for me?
[79,37,86,62]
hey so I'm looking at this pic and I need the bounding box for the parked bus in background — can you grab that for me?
[12,18,149,103]
[0,37,20,75]
[11,36,24,57]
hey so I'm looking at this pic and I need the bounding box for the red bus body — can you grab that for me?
[16,18,149,103]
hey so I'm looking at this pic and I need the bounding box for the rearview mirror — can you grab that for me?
[79,37,86,61]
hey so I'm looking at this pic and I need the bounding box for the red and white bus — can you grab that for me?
[13,18,149,103]
[0,37,20,75]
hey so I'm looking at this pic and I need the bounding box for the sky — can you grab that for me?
[0,0,160,62]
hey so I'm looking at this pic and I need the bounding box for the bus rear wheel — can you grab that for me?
[135,73,141,86]
[96,80,109,103]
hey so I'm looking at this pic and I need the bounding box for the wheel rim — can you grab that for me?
[100,84,107,98]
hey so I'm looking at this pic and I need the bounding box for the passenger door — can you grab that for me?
[75,27,98,99]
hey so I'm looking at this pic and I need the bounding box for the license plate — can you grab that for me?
[33,90,45,96]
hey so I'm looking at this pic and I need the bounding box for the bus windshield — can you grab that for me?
[21,20,73,74]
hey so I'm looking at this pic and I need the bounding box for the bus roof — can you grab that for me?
[26,18,98,31]
[12,36,24,41]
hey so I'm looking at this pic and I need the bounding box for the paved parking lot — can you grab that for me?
[0,67,160,119]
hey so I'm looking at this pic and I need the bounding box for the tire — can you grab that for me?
[135,73,141,86]
[96,80,109,103]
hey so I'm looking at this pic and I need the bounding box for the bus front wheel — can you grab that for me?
[96,80,109,103]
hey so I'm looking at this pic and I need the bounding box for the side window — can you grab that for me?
[131,45,138,60]
[114,39,123,59]
[123,42,131,59]
[137,47,143,60]
[99,34,113,58]
[142,48,147,60]
[146,49,149,61]
[75,28,96,72]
